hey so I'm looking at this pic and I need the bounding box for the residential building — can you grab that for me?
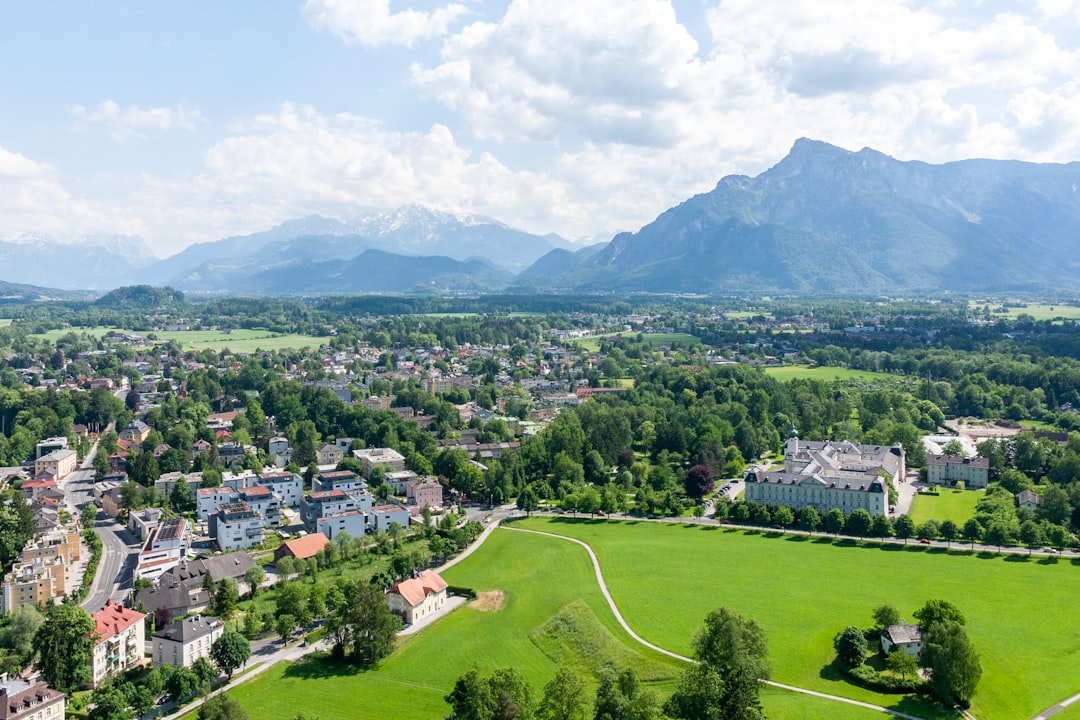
[316,511,367,541]
[312,470,366,495]
[33,449,76,483]
[134,552,255,618]
[197,488,237,521]
[368,504,412,535]
[128,507,163,541]
[91,600,146,686]
[151,615,223,668]
[1,559,64,615]
[387,569,448,625]
[880,622,924,657]
[0,678,65,720]
[135,518,191,581]
[119,421,151,444]
[237,486,281,527]
[317,444,344,466]
[385,469,418,495]
[209,503,264,552]
[267,437,292,466]
[352,447,405,478]
[1018,489,1041,511]
[34,437,68,459]
[300,490,360,534]
[407,476,443,509]
[256,472,303,508]
[926,454,989,489]
[274,533,330,564]
[743,431,903,517]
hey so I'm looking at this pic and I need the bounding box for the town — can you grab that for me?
[0,293,1077,720]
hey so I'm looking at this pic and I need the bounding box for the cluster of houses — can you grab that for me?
[0,528,81,616]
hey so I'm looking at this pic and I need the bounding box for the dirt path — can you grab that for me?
[502,525,928,720]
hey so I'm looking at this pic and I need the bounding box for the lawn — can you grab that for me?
[511,517,1080,720]
[980,303,1080,321]
[764,366,907,383]
[909,488,983,526]
[30,325,119,341]
[150,329,332,352]
[220,529,683,720]
[213,527,898,720]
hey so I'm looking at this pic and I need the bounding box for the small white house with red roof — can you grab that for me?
[91,600,146,685]
[387,569,448,625]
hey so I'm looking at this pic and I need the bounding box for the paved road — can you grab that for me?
[58,431,141,611]
[503,525,928,720]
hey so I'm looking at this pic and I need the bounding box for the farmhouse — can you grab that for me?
[387,569,448,625]
[926,454,989,489]
[743,430,903,517]
[880,622,924,657]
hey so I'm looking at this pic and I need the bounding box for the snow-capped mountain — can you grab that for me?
[0,233,157,290]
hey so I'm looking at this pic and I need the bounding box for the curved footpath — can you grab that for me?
[1033,692,1080,719]
[501,525,927,720]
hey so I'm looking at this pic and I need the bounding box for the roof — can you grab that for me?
[882,623,923,645]
[92,599,146,642]
[238,486,272,498]
[152,614,221,643]
[0,679,63,719]
[928,454,989,468]
[389,569,448,608]
[309,490,348,500]
[372,504,408,513]
[279,533,330,560]
[1018,489,1041,505]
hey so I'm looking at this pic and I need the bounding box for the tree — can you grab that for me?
[872,604,901,630]
[1019,520,1045,554]
[939,519,959,548]
[537,666,587,720]
[445,667,533,720]
[88,683,134,720]
[276,613,296,645]
[893,514,916,543]
[824,508,845,536]
[210,631,251,679]
[165,666,200,703]
[692,607,770,680]
[983,520,1012,551]
[962,517,983,549]
[1038,486,1073,526]
[171,477,196,513]
[923,621,982,707]
[1,604,44,660]
[212,578,240,620]
[870,513,893,538]
[833,626,868,668]
[193,656,217,689]
[329,578,402,665]
[798,506,821,534]
[684,465,715,500]
[885,649,919,680]
[198,694,250,720]
[846,509,873,538]
[244,565,265,596]
[594,665,662,720]
[445,669,495,720]
[80,502,99,530]
[914,599,966,630]
[32,603,95,692]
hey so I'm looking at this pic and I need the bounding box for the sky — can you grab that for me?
[2,0,1080,258]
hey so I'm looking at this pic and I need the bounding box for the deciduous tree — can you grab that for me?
[32,604,95,692]
[210,631,251,679]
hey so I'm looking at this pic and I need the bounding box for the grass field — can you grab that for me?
[213,527,910,720]
[509,517,1080,720]
[0,319,10,327]
[578,332,702,352]
[909,488,984,526]
[151,329,330,352]
[764,366,906,383]
[977,303,1080,321]
[28,325,331,352]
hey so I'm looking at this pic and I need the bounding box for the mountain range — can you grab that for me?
[3,140,1080,295]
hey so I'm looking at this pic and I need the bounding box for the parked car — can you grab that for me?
[919,537,932,545]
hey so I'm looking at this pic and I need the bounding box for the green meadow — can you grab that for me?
[510,517,1080,720]
[29,325,119,341]
[213,526,908,720]
[578,332,702,352]
[763,366,915,384]
[909,488,983,526]
[150,329,330,352]
[979,303,1080,321]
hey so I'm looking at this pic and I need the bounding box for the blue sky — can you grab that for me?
[2,0,1079,257]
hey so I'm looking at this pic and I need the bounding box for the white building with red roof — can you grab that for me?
[91,600,146,685]
[387,569,448,625]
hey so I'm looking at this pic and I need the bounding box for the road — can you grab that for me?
[58,427,142,611]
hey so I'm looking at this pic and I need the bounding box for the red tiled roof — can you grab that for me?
[279,533,330,560]
[92,599,146,642]
[390,569,448,608]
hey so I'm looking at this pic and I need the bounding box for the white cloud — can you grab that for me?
[413,0,707,145]
[69,101,205,140]
[0,146,47,178]
[302,0,468,47]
